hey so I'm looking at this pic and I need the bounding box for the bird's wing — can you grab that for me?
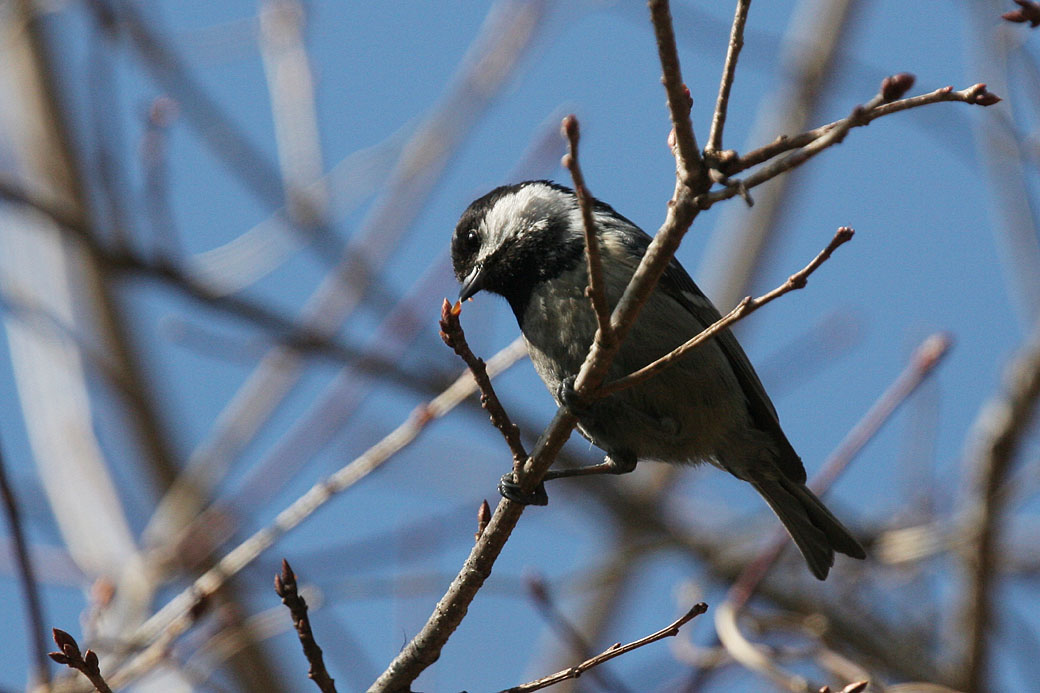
[602,222,806,483]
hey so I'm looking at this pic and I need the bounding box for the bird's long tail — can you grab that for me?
[751,477,866,580]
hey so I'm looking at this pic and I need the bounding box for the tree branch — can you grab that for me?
[562,115,614,347]
[601,226,854,396]
[0,439,49,687]
[706,0,752,155]
[959,318,1040,691]
[275,560,337,693]
[501,602,708,693]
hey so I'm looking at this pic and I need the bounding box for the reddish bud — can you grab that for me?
[974,89,1002,106]
[880,72,916,102]
[1003,0,1040,26]
[561,114,579,140]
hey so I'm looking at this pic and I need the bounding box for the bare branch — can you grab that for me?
[602,226,854,396]
[0,439,49,687]
[275,560,337,693]
[960,318,1040,691]
[706,0,752,154]
[439,299,527,466]
[502,602,708,693]
[562,115,614,346]
[49,628,113,693]
[114,338,528,687]
[648,0,705,182]
[717,82,1001,180]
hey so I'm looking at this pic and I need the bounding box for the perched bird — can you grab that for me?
[451,180,864,579]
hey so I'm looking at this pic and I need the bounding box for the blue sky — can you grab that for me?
[0,1,1037,691]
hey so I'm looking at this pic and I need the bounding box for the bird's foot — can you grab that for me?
[556,375,591,418]
[498,473,549,506]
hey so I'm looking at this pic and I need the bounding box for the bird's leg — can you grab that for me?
[498,453,637,506]
[543,453,637,480]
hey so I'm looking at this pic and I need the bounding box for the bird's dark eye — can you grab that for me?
[459,228,481,254]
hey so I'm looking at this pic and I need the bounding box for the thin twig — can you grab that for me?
[49,628,113,693]
[960,318,1040,691]
[562,115,613,345]
[706,0,752,155]
[501,602,708,693]
[713,82,1001,180]
[0,440,49,687]
[601,226,854,396]
[275,560,337,693]
[440,299,527,466]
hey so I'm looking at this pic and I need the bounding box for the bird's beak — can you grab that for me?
[458,264,487,301]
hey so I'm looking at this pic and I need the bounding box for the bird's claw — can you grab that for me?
[556,375,591,418]
[499,473,549,506]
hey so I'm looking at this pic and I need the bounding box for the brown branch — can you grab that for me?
[275,560,337,693]
[49,628,113,693]
[960,319,1040,692]
[0,440,49,687]
[706,0,752,155]
[562,115,613,346]
[602,226,854,397]
[439,299,527,467]
[715,81,1000,180]
[649,0,705,183]
[501,602,708,693]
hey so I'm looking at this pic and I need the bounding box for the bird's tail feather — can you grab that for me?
[751,477,865,580]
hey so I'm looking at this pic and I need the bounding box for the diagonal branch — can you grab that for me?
[439,299,527,467]
[501,602,708,693]
[601,226,854,396]
[711,81,1000,183]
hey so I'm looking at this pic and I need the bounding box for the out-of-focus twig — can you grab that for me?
[0,439,49,687]
[959,318,1040,692]
[715,333,952,690]
[114,337,528,687]
[524,571,633,693]
[274,560,337,693]
[501,602,708,693]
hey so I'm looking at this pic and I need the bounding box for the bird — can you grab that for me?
[450,180,865,579]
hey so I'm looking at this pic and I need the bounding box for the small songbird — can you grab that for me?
[451,180,864,579]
